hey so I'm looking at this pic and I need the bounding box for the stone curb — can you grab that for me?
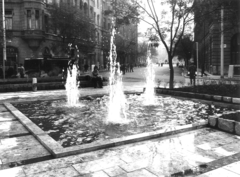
[208,116,240,136]
[3,102,208,158]
[3,102,62,155]
[155,88,240,105]
[53,120,208,158]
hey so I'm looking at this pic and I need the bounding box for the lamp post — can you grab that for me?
[2,0,6,80]
[220,5,224,78]
[196,42,199,85]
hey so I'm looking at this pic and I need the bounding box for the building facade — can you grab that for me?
[0,0,138,77]
[194,0,240,75]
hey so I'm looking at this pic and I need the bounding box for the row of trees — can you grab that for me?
[108,0,239,88]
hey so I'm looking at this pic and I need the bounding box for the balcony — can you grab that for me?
[21,30,45,49]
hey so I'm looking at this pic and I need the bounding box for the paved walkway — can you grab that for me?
[0,68,240,176]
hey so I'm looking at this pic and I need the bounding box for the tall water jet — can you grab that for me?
[106,19,128,124]
[144,43,156,105]
[65,65,79,106]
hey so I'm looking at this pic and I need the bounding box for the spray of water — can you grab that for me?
[65,65,79,106]
[106,20,128,124]
[144,47,156,105]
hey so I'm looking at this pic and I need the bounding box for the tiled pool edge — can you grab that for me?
[4,102,62,155]
[208,116,240,136]
[4,102,208,158]
[155,88,240,105]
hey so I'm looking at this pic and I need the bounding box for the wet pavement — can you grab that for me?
[0,67,240,176]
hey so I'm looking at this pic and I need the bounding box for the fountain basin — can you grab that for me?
[4,93,237,157]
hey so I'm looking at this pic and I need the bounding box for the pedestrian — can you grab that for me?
[18,64,25,78]
[130,63,134,72]
[107,62,110,71]
[0,65,3,78]
[92,66,103,88]
[188,60,196,86]
[84,63,89,72]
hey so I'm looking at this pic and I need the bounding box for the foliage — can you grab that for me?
[137,41,158,60]
[133,0,195,89]
[175,84,240,98]
[174,34,194,67]
[104,0,140,26]
[48,4,95,45]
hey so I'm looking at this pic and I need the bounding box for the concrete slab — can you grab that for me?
[117,169,157,177]
[0,105,7,112]
[73,156,126,175]
[80,170,110,177]
[0,121,29,138]
[0,128,239,176]
[27,166,79,177]
[0,112,16,122]
[104,166,126,177]
[0,167,26,177]
[0,136,51,165]
[223,161,240,175]
[198,167,240,177]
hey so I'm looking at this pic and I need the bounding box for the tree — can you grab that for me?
[48,4,96,55]
[133,0,195,88]
[174,34,194,68]
[104,0,140,27]
[115,30,138,64]
[138,39,159,64]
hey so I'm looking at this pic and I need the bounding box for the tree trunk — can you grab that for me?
[168,54,174,89]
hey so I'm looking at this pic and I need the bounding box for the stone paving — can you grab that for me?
[0,68,240,176]
[0,104,52,170]
[1,125,240,176]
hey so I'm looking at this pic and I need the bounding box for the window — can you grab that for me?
[84,3,88,16]
[97,14,99,26]
[80,0,83,9]
[94,12,96,23]
[27,10,32,29]
[5,10,13,30]
[103,18,106,29]
[44,15,49,32]
[231,33,240,65]
[97,32,100,43]
[108,23,110,30]
[90,7,93,19]
[35,10,40,29]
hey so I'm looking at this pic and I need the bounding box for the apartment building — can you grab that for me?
[0,0,138,76]
[194,0,240,75]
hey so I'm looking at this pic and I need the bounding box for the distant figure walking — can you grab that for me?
[188,60,196,86]
[84,63,89,72]
[130,64,134,72]
[92,66,103,88]
[18,64,25,78]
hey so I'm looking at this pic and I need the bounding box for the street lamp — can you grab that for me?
[2,0,6,80]
[196,42,199,85]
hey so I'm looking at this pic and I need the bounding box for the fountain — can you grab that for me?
[106,19,128,124]
[65,65,79,106]
[144,44,156,105]
[65,44,80,107]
